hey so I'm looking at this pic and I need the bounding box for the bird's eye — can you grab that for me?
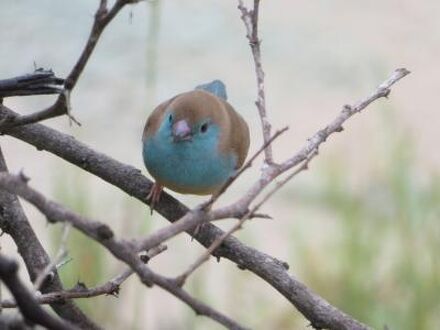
[200,123,208,133]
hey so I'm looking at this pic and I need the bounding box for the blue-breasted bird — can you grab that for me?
[142,80,250,210]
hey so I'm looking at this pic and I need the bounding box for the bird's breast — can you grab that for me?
[142,129,236,195]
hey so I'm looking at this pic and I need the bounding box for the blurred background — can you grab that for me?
[1,0,439,329]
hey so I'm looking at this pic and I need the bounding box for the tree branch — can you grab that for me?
[0,254,77,330]
[1,244,167,309]
[0,68,64,98]
[175,150,318,287]
[0,145,101,329]
[0,102,374,329]
[0,67,408,330]
[238,0,273,164]
[0,173,248,330]
[0,0,135,130]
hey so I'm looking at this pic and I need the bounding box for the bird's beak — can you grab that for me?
[172,119,192,142]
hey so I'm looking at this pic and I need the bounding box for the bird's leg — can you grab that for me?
[146,182,163,215]
[191,200,213,240]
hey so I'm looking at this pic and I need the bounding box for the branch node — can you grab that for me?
[96,224,114,240]
[342,104,353,114]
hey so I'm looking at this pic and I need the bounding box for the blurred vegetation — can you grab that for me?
[285,112,440,330]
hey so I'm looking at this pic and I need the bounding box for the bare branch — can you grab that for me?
[0,254,78,330]
[148,65,407,253]
[0,146,100,329]
[224,68,411,214]
[279,68,410,173]
[0,67,408,328]
[2,244,167,309]
[237,0,273,164]
[175,150,318,287]
[203,126,288,210]
[0,69,64,98]
[0,95,398,328]
[0,0,134,130]
[0,173,248,330]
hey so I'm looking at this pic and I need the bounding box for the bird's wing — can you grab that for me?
[222,101,250,169]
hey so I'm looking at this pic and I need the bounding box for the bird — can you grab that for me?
[142,80,250,212]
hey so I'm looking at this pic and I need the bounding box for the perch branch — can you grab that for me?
[0,67,407,329]
[0,173,249,330]
[175,150,318,286]
[136,68,410,254]
[0,68,408,329]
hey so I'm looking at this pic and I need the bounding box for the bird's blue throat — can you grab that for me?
[143,117,236,195]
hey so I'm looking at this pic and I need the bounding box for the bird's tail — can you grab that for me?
[195,80,227,101]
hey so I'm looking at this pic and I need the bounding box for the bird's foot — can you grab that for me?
[191,199,214,240]
[191,223,206,241]
[146,182,163,215]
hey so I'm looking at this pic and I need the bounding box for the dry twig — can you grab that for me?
[0,0,137,130]
[0,254,78,330]
[238,0,273,164]
[0,172,249,330]
[2,244,167,308]
[0,63,408,329]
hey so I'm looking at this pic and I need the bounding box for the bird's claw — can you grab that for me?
[146,183,163,215]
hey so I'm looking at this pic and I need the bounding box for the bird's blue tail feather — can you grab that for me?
[195,80,227,101]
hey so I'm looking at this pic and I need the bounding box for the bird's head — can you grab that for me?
[163,91,226,144]
[168,114,211,143]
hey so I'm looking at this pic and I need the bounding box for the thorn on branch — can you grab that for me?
[73,281,88,292]
[18,170,30,183]
[107,285,120,297]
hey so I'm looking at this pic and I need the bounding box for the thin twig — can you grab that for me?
[238,0,273,164]
[2,244,167,308]
[0,173,248,330]
[0,145,99,329]
[34,223,71,291]
[0,67,408,329]
[279,68,411,173]
[203,126,288,210]
[0,254,78,330]
[0,0,133,130]
[175,151,317,287]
